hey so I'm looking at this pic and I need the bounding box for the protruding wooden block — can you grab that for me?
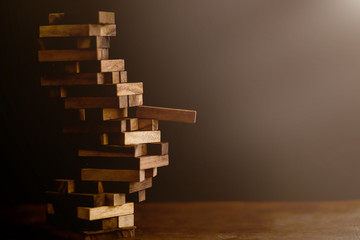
[39,24,116,38]
[136,105,197,123]
[78,144,147,158]
[64,96,128,109]
[118,214,134,228]
[101,131,161,145]
[147,142,168,155]
[138,119,158,131]
[77,203,134,220]
[81,169,145,182]
[38,49,109,62]
[128,94,143,107]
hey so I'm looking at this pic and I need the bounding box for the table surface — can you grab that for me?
[3,201,360,240]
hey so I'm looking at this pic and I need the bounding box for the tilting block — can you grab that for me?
[38,49,109,62]
[136,105,197,123]
[39,24,116,38]
[81,169,145,182]
[77,203,134,221]
[101,131,161,145]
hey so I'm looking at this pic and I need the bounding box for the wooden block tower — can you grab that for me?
[38,11,196,239]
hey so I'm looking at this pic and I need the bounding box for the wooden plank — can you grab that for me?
[81,169,145,182]
[128,94,143,107]
[40,59,124,74]
[145,168,158,178]
[98,11,115,24]
[39,24,116,37]
[80,155,169,170]
[78,144,147,158]
[138,119,158,131]
[117,82,143,95]
[38,49,109,62]
[64,96,128,109]
[118,214,134,228]
[136,105,197,123]
[147,142,168,155]
[102,131,161,145]
[77,203,134,221]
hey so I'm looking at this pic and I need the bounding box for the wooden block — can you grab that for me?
[128,94,143,107]
[41,73,110,86]
[118,214,134,228]
[120,71,127,83]
[127,190,146,202]
[101,177,152,194]
[39,24,116,38]
[38,49,109,62]
[136,105,197,123]
[78,144,147,158]
[77,203,134,221]
[49,13,65,25]
[64,96,128,109]
[81,155,169,170]
[138,119,158,131]
[81,169,145,182]
[105,193,126,206]
[145,168,158,178]
[117,82,143,95]
[40,59,125,74]
[102,131,161,145]
[147,142,168,155]
[53,179,75,193]
[98,11,115,24]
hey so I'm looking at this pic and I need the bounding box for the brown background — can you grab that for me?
[2,0,360,204]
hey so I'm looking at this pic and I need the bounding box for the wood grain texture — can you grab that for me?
[102,131,161,145]
[118,214,134,228]
[64,96,128,109]
[117,82,143,95]
[128,94,143,107]
[81,168,145,182]
[39,24,116,38]
[59,84,142,97]
[38,49,109,62]
[136,105,197,123]
[77,203,134,221]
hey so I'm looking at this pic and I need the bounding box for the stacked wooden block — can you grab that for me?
[38,11,196,239]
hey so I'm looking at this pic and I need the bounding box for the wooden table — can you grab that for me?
[3,201,360,239]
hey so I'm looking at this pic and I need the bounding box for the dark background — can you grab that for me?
[2,0,360,204]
